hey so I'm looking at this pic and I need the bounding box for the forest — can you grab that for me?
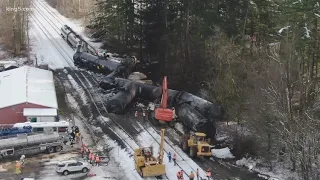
[88,0,320,178]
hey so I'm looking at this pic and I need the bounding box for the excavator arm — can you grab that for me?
[155,76,174,121]
[160,76,168,109]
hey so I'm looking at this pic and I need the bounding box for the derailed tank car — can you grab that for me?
[175,103,216,140]
[60,25,82,48]
[73,52,121,74]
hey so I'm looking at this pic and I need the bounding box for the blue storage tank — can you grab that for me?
[0,126,32,137]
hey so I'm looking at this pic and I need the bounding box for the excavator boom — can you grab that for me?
[160,76,168,109]
[155,76,174,121]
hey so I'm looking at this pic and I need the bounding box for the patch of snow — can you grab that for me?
[212,147,235,159]
[100,135,142,180]
[236,158,298,180]
[174,123,184,134]
[0,165,7,172]
[29,1,75,69]
[136,103,145,108]
[128,72,147,80]
[304,27,311,38]
[42,153,79,165]
[67,74,88,105]
[315,13,320,18]
[148,102,155,110]
[97,116,139,149]
[278,26,290,34]
[215,135,228,141]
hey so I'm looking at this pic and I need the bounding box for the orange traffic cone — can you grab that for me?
[135,111,138,117]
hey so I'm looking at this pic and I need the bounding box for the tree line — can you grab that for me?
[0,0,30,56]
[88,0,320,179]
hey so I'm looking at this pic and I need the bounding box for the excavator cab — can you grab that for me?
[181,132,213,158]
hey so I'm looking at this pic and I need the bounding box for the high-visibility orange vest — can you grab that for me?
[95,156,100,162]
[80,147,84,152]
[16,162,21,169]
[206,171,211,177]
[89,153,93,159]
[176,172,181,177]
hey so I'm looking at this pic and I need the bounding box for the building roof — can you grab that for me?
[23,108,57,116]
[0,66,58,109]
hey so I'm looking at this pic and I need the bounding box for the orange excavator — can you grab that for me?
[152,76,175,126]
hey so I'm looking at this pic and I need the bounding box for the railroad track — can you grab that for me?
[32,1,208,176]
[31,1,171,179]
[35,0,99,54]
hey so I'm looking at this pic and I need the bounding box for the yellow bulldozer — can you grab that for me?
[180,132,214,158]
[134,129,166,178]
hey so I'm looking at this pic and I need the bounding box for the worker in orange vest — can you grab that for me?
[176,170,182,179]
[206,168,211,180]
[179,170,184,180]
[189,171,195,180]
[89,152,93,164]
[173,153,177,166]
[91,154,95,164]
[95,155,100,166]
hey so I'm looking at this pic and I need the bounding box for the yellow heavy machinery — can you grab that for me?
[134,129,166,178]
[180,132,214,158]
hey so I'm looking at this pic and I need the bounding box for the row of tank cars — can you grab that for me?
[60,25,82,49]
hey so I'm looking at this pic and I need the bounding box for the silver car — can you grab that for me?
[55,160,90,175]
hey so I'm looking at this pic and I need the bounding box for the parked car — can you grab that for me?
[55,160,90,175]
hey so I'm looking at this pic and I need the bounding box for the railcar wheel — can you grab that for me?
[55,145,63,152]
[47,146,55,153]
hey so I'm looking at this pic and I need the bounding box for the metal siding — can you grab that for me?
[0,103,50,127]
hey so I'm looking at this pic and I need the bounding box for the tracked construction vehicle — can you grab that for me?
[0,132,64,158]
[134,129,166,177]
[180,132,214,158]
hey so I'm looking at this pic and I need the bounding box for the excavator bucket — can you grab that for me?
[155,108,173,121]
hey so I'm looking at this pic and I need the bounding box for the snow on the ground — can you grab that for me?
[66,74,89,105]
[29,1,75,69]
[148,102,155,110]
[174,123,184,134]
[97,116,139,150]
[99,135,144,180]
[36,0,102,50]
[236,158,298,180]
[212,147,235,159]
[135,128,208,179]
[278,26,290,34]
[42,153,80,166]
[0,165,7,172]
